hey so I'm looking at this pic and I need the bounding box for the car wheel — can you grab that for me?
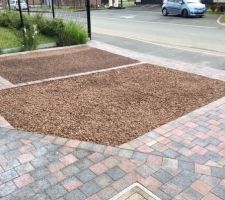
[162,8,168,16]
[182,9,188,18]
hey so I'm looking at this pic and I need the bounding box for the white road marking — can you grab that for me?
[92,16,218,29]
[120,15,135,19]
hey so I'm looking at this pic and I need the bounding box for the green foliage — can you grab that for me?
[0,27,22,49]
[210,4,216,12]
[209,3,225,13]
[33,15,64,37]
[0,11,21,28]
[56,21,88,46]
[0,11,88,49]
[22,25,38,51]
[217,4,225,12]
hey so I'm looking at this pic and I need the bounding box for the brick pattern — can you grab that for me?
[0,126,224,200]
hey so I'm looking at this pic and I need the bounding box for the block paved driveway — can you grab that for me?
[1,42,225,200]
[1,95,225,200]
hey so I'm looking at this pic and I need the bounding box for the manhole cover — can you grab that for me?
[110,183,161,200]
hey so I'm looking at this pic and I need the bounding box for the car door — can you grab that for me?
[166,0,176,14]
[173,0,182,14]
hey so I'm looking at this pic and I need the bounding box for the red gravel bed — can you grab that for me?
[0,64,225,146]
[0,46,137,84]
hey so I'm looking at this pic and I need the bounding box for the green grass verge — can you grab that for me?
[0,27,21,49]
[0,27,55,49]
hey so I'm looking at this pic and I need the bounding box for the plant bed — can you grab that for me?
[0,27,55,50]
[1,64,225,146]
[0,46,137,84]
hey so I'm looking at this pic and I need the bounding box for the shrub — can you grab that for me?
[0,11,32,29]
[33,15,64,37]
[0,11,21,28]
[56,21,87,46]
[22,25,38,50]
[217,4,225,12]
[210,4,216,12]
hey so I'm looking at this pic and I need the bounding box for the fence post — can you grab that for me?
[86,0,91,39]
[7,0,11,10]
[26,0,30,15]
[51,0,55,18]
[18,0,24,28]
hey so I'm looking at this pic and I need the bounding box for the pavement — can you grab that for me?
[91,5,225,70]
[0,41,225,200]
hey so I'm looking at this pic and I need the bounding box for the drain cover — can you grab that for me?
[110,183,161,200]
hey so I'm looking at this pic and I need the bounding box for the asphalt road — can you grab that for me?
[91,5,225,70]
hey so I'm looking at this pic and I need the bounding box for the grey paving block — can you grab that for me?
[62,164,80,176]
[76,169,96,183]
[80,180,101,197]
[118,149,133,158]
[106,166,125,181]
[4,149,21,159]
[0,169,19,184]
[7,141,22,150]
[73,149,93,159]
[15,163,34,176]
[163,149,180,159]
[211,167,225,179]
[97,186,117,199]
[212,185,225,200]
[31,193,51,200]
[205,137,220,145]
[65,189,86,200]
[75,158,93,170]
[136,164,155,178]
[132,151,148,161]
[32,146,48,157]
[0,181,17,197]
[31,167,50,180]
[184,188,203,200]
[193,139,209,147]
[0,145,10,154]
[1,159,20,171]
[94,173,113,188]
[152,169,173,184]
[31,178,51,193]
[190,154,208,165]
[12,186,35,199]
[170,171,198,189]
[146,131,160,139]
[199,175,220,187]
[153,189,172,200]
[31,157,49,168]
[178,160,194,172]
[46,184,67,199]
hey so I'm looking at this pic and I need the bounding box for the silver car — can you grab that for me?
[10,0,28,10]
[162,0,206,17]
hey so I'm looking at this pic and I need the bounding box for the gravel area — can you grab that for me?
[1,64,225,146]
[0,46,137,84]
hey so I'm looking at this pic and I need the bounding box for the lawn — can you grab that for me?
[0,27,55,49]
[0,27,21,49]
